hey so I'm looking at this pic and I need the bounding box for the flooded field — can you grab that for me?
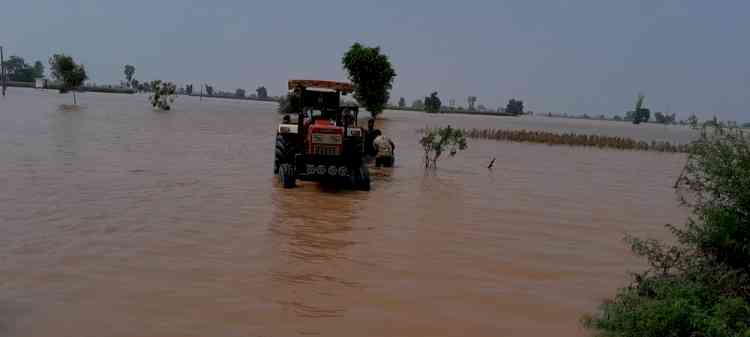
[0,88,690,337]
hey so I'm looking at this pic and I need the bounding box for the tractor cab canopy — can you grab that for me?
[288,80,355,122]
[288,80,354,94]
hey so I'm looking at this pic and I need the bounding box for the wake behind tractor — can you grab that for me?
[274,80,370,190]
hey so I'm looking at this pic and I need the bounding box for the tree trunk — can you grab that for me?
[73,91,77,105]
[1,46,5,97]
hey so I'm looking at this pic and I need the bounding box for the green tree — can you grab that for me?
[235,88,246,98]
[583,124,750,337]
[2,55,36,82]
[630,93,651,124]
[184,84,192,95]
[138,81,151,93]
[505,99,524,115]
[32,61,44,79]
[256,86,268,99]
[419,126,468,168]
[205,84,214,96]
[342,42,396,118]
[424,91,442,113]
[654,112,666,123]
[398,97,406,108]
[49,54,88,104]
[654,112,677,124]
[148,80,177,110]
[123,64,135,87]
[411,99,424,110]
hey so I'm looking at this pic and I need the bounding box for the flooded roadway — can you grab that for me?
[0,88,690,336]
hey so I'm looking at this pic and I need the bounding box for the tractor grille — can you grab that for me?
[311,144,340,156]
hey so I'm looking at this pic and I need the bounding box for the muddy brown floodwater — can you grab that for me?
[0,88,692,337]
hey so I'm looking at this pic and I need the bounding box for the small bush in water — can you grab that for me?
[149,80,177,111]
[419,126,467,168]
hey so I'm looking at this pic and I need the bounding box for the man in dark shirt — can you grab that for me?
[364,118,378,158]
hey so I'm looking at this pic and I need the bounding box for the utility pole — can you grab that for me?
[1,45,6,97]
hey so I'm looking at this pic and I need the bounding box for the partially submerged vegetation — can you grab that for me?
[627,93,651,124]
[148,80,177,110]
[419,126,468,168]
[49,53,87,104]
[463,128,689,153]
[424,91,442,113]
[583,125,750,337]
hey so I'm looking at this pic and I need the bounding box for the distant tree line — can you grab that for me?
[392,93,525,116]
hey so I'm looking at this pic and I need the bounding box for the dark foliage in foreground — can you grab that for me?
[583,125,750,337]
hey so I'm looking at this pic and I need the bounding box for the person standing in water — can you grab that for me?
[372,130,396,168]
[364,118,378,160]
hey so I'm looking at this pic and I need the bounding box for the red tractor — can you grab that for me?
[274,80,370,190]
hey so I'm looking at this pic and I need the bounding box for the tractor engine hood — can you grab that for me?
[308,120,344,155]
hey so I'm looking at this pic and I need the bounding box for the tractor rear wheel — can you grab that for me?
[274,135,296,188]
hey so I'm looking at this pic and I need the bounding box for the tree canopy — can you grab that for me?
[629,93,651,124]
[124,65,135,86]
[654,112,677,124]
[424,91,442,113]
[505,99,524,115]
[49,53,87,104]
[2,55,44,82]
[398,97,406,108]
[411,99,424,110]
[32,61,44,79]
[342,43,396,118]
[256,86,268,99]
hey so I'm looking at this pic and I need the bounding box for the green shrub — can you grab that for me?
[584,125,750,337]
[419,126,467,168]
[148,80,176,110]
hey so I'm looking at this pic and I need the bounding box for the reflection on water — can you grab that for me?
[0,88,689,337]
[268,188,364,324]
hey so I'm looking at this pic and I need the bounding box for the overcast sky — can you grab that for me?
[1,0,748,119]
